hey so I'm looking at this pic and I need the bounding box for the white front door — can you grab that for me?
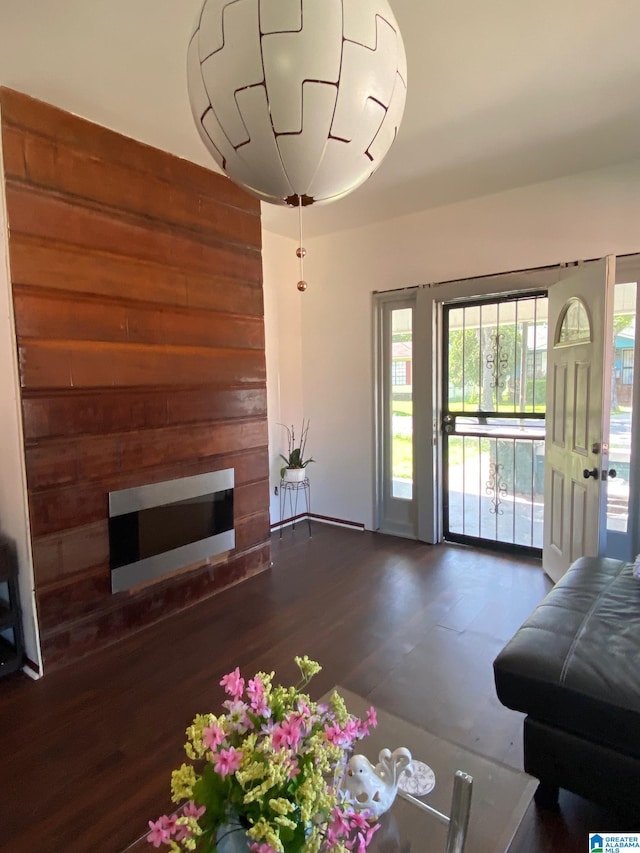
[543,257,615,582]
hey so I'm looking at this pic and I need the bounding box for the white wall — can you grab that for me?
[262,158,640,530]
[0,116,41,672]
[262,229,306,524]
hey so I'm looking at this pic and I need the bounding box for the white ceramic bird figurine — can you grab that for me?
[342,747,414,818]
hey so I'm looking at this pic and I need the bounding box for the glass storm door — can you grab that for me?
[442,293,548,553]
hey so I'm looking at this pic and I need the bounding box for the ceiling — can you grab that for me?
[1,0,640,240]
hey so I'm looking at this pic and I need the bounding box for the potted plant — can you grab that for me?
[279,420,314,483]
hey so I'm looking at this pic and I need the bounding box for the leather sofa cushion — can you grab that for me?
[494,557,640,758]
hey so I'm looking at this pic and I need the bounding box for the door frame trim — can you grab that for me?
[373,289,418,538]
[440,291,547,554]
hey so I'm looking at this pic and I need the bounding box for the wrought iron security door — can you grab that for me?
[442,293,548,553]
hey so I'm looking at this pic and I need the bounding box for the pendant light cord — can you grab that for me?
[298,196,304,283]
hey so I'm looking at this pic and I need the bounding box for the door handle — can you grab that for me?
[583,468,598,479]
[597,468,617,481]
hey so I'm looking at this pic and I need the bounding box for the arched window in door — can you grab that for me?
[555,297,591,345]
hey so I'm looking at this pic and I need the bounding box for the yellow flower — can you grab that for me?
[236,759,268,787]
[316,786,337,814]
[242,732,258,756]
[297,774,325,822]
[247,818,284,852]
[302,825,323,853]
[269,797,297,816]
[306,732,341,773]
[244,747,288,790]
[271,684,296,713]
[256,670,275,699]
[184,713,216,760]
[295,655,322,682]
[243,778,276,805]
[176,815,203,840]
[274,814,297,830]
[328,691,349,725]
[170,763,197,802]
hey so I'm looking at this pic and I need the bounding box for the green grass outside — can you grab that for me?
[394,401,546,416]
[391,399,548,478]
[392,401,413,416]
[392,435,413,479]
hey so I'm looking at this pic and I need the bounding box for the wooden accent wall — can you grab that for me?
[0,88,270,670]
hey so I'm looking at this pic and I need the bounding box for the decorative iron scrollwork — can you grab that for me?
[486,461,508,514]
[485,332,509,390]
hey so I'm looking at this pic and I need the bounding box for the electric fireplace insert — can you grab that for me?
[108,469,234,593]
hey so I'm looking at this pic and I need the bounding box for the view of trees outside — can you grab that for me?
[446,298,548,414]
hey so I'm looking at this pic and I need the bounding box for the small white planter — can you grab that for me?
[283,468,306,483]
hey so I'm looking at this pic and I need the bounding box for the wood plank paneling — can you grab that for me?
[29,488,108,539]
[2,125,262,247]
[25,420,268,492]
[31,521,109,586]
[0,87,270,670]
[37,567,112,631]
[9,237,265,315]
[39,542,270,669]
[13,290,265,350]
[19,339,266,389]
[6,183,262,280]
[22,387,267,440]
[235,481,271,519]
[234,510,271,553]
[0,85,255,211]
[28,447,270,537]
[35,510,271,630]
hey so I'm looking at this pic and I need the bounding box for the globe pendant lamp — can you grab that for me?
[187,0,407,208]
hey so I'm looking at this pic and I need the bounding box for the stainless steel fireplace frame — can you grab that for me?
[109,469,235,594]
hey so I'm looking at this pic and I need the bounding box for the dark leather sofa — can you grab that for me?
[493,556,640,814]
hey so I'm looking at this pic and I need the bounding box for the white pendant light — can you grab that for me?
[187,0,407,208]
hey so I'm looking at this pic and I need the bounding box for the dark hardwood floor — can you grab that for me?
[0,523,633,852]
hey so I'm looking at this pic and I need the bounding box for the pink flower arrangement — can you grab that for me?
[147,657,378,853]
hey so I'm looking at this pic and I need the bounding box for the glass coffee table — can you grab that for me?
[337,688,536,853]
[125,687,536,852]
